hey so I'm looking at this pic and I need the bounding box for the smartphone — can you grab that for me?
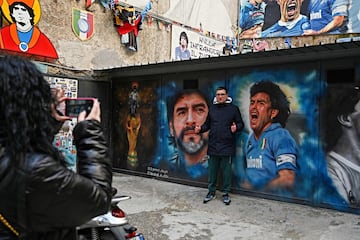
[65,98,95,117]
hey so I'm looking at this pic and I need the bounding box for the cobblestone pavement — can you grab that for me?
[112,173,360,240]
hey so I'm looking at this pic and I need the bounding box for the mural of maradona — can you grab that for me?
[152,83,211,181]
[229,67,345,210]
[0,0,58,60]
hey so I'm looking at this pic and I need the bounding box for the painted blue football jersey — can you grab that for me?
[261,15,311,37]
[239,1,266,31]
[245,123,297,189]
[308,0,349,33]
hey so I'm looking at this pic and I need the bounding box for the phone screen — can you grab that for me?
[65,98,94,117]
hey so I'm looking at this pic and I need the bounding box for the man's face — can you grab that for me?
[180,37,187,48]
[215,89,228,104]
[249,92,278,137]
[170,93,209,155]
[278,0,301,22]
[12,4,32,31]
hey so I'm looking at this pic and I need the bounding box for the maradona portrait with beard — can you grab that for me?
[167,89,210,178]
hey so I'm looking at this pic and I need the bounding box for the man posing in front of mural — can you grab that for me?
[195,87,244,205]
[167,89,210,178]
[242,81,298,192]
[326,86,360,207]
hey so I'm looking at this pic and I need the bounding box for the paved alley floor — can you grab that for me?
[112,172,360,240]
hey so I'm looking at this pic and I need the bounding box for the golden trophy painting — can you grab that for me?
[126,81,141,168]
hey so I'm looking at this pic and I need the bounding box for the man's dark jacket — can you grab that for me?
[201,97,244,156]
[0,120,112,240]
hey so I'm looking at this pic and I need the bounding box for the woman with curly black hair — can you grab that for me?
[0,55,112,240]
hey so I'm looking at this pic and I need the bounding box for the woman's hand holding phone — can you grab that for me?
[78,99,101,123]
[51,91,100,122]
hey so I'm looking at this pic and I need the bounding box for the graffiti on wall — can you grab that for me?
[0,0,58,60]
[229,69,325,200]
[113,79,159,171]
[322,67,360,208]
[112,63,360,214]
[154,84,213,181]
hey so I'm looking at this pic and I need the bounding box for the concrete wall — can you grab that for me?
[38,1,170,69]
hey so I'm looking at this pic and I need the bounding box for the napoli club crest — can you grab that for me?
[72,8,94,41]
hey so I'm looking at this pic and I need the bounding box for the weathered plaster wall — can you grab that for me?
[36,1,360,71]
[39,1,171,70]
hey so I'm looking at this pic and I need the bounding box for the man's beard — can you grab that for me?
[175,128,207,155]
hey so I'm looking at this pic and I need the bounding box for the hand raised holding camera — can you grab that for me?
[78,98,101,123]
[51,88,71,122]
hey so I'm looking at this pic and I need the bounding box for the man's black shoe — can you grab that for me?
[203,192,216,203]
[223,193,231,205]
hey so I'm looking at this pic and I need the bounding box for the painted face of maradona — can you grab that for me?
[278,0,302,22]
[249,92,279,139]
[12,3,33,32]
[170,93,209,156]
[180,36,188,48]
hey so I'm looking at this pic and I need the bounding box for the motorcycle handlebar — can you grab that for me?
[112,195,131,204]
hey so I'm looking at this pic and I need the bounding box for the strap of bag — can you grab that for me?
[0,213,19,237]
[15,154,28,239]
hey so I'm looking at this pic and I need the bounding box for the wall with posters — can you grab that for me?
[46,77,79,171]
[44,76,111,172]
[111,53,360,214]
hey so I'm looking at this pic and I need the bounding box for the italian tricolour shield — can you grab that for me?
[72,8,94,41]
